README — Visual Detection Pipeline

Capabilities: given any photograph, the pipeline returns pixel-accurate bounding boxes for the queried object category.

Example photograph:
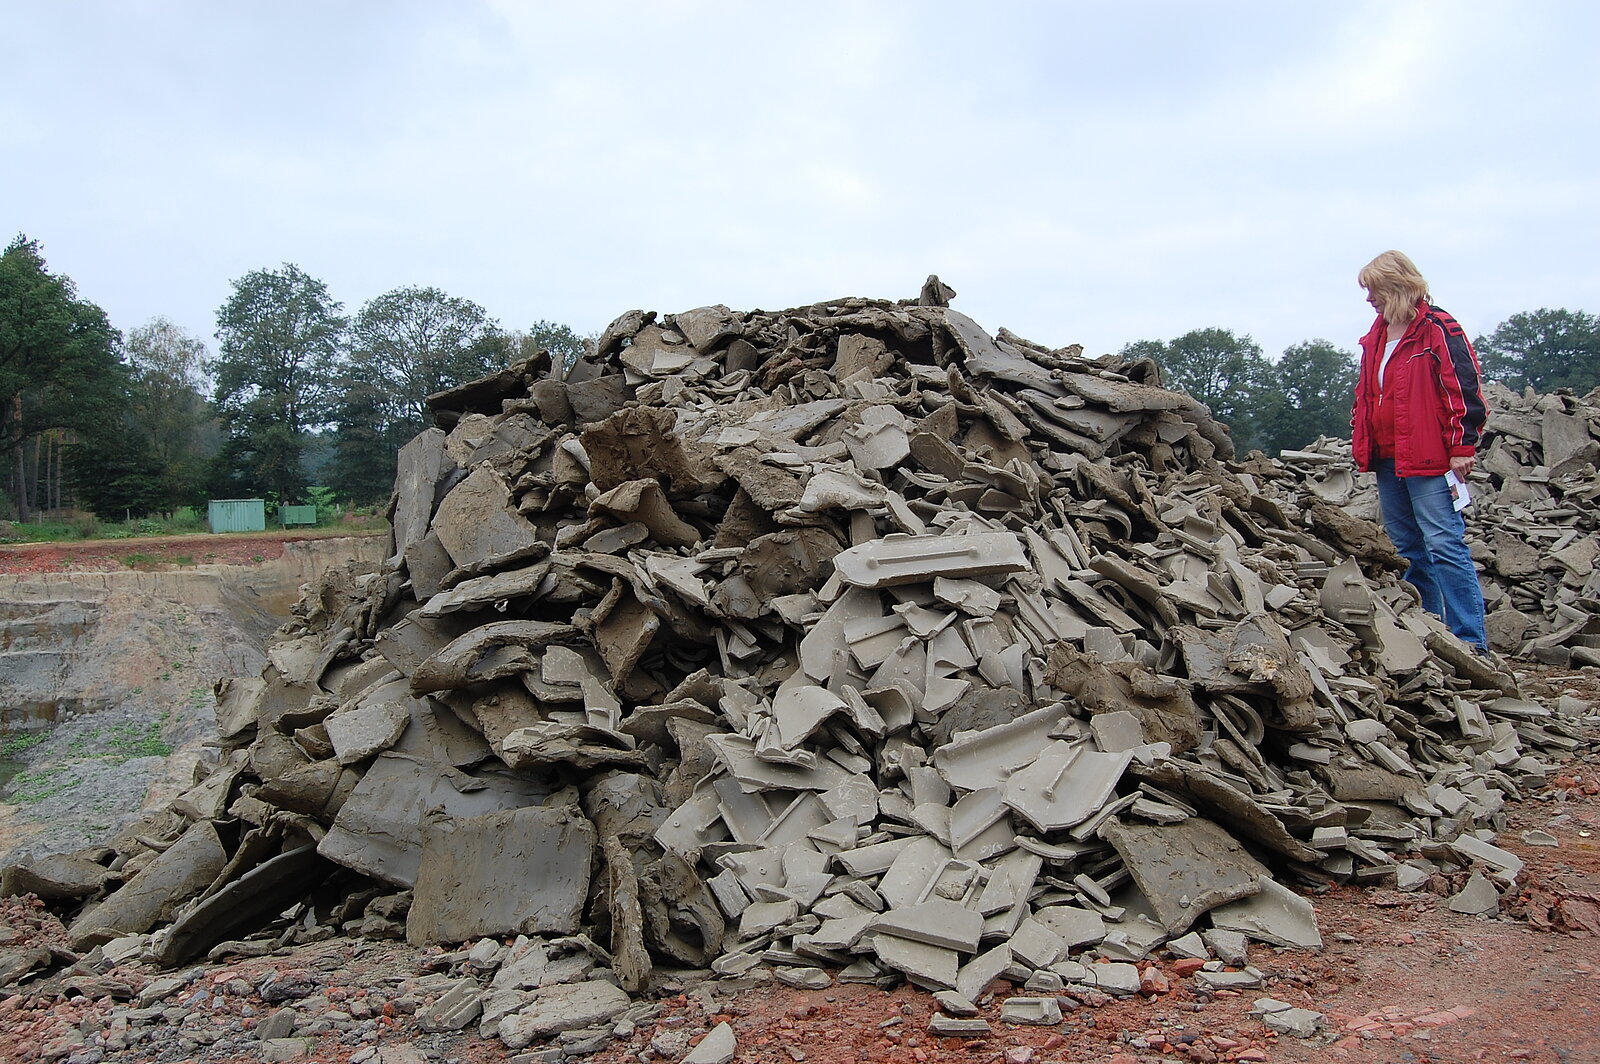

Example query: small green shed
[208,499,267,533]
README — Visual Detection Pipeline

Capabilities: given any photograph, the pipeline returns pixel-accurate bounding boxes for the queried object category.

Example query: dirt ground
[0,527,383,576]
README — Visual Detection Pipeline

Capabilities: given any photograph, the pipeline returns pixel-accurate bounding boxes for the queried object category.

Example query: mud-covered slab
[391,428,455,561]
[1101,817,1266,934]
[416,561,552,617]
[407,804,595,945]
[432,467,547,573]
[1057,372,1194,413]
[153,844,334,967]
[325,693,412,765]
[317,754,555,888]
[581,407,723,495]
[68,820,228,949]
[0,852,113,901]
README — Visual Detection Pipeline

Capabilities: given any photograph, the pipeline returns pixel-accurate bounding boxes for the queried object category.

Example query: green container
[207,499,266,533]
[279,505,318,527]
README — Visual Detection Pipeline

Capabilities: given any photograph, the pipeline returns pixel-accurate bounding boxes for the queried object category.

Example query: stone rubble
[1250,995,1325,1038]
[2,281,1596,1056]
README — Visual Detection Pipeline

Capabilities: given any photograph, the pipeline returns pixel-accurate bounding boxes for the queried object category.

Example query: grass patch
[64,713,172,764]
[2,503,389,545]
[0,731,49,758]
[6,764,73,803]
[2,713,174,803]
[104,717,172,762]
[0,521,84,543]
[121,552,161,569]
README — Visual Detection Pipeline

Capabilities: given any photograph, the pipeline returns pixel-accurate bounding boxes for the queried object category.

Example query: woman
[1350,250,1489,651]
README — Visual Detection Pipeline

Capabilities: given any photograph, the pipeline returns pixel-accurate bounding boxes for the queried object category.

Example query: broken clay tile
[1207,876,1323,950]
[871,899,984,953]
[1100,817,1266,935]
[1003,741,1132,834]
[871,932,959,989]
[832,531,1030,589]
[407,804,595,945]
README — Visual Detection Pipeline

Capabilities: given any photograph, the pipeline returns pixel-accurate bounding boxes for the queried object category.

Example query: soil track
[0,528,385,576]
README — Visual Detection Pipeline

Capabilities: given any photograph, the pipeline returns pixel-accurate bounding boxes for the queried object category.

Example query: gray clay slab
[933,704,1076,793]
[407,804,595,945]
[1207,877,1322,949]
[1004,741,1131,833]
[871,899,984,953]
[1032,905,1106,950]
[1447,870,1501,915]
[1100,817,1267,934]
[497,980,632,1049]
[317,754,552,888]
[871,933,958,989]
[832,531,1029,589]
[955,942,1014,1003]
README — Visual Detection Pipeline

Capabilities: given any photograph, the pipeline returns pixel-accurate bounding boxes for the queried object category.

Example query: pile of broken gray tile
[5,284,1595,1051]
[1276,379,1600,662]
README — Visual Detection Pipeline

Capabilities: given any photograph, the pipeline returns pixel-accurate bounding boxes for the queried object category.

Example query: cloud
[2,0,1596,371]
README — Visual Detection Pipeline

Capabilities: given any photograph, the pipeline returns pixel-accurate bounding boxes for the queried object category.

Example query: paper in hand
[1445,470,1471,512]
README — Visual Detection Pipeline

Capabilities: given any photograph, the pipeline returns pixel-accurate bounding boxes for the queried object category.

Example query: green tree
[480,320,593,378]
[67,415,165,518]
[523,319,591,375]
[125,317,218,512]
[0,236,126,520]
[328,286,504,504]
[1256,340,1359,455]
[211,264,345,501]
[328,354,412,504]
[348,286,502,426]
[1476,308,1600,394]
[1122,328,1274,452]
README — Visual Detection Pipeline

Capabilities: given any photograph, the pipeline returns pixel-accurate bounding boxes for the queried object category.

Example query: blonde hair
[1359,250,1430,326]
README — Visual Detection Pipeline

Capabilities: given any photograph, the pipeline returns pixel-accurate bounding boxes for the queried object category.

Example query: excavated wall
[0,537,386,862]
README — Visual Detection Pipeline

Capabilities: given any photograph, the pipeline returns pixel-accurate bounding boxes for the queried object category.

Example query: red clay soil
[0,528,383,576]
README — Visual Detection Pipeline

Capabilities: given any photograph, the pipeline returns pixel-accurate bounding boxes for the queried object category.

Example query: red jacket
[1351,301,1487,476]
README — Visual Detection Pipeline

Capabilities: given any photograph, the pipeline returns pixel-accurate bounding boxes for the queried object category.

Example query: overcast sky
[6,1,1598,368]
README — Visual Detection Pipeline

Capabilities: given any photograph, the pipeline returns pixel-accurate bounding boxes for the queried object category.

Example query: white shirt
[1377,337,1400,389]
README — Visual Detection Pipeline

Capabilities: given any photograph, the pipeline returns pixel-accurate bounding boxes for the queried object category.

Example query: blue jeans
[1374,460,1488,650]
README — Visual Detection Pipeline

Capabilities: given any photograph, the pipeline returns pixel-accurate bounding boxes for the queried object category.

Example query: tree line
[3,233,1597,523]
[1,236,586,522]
[1125,309,1600,457]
